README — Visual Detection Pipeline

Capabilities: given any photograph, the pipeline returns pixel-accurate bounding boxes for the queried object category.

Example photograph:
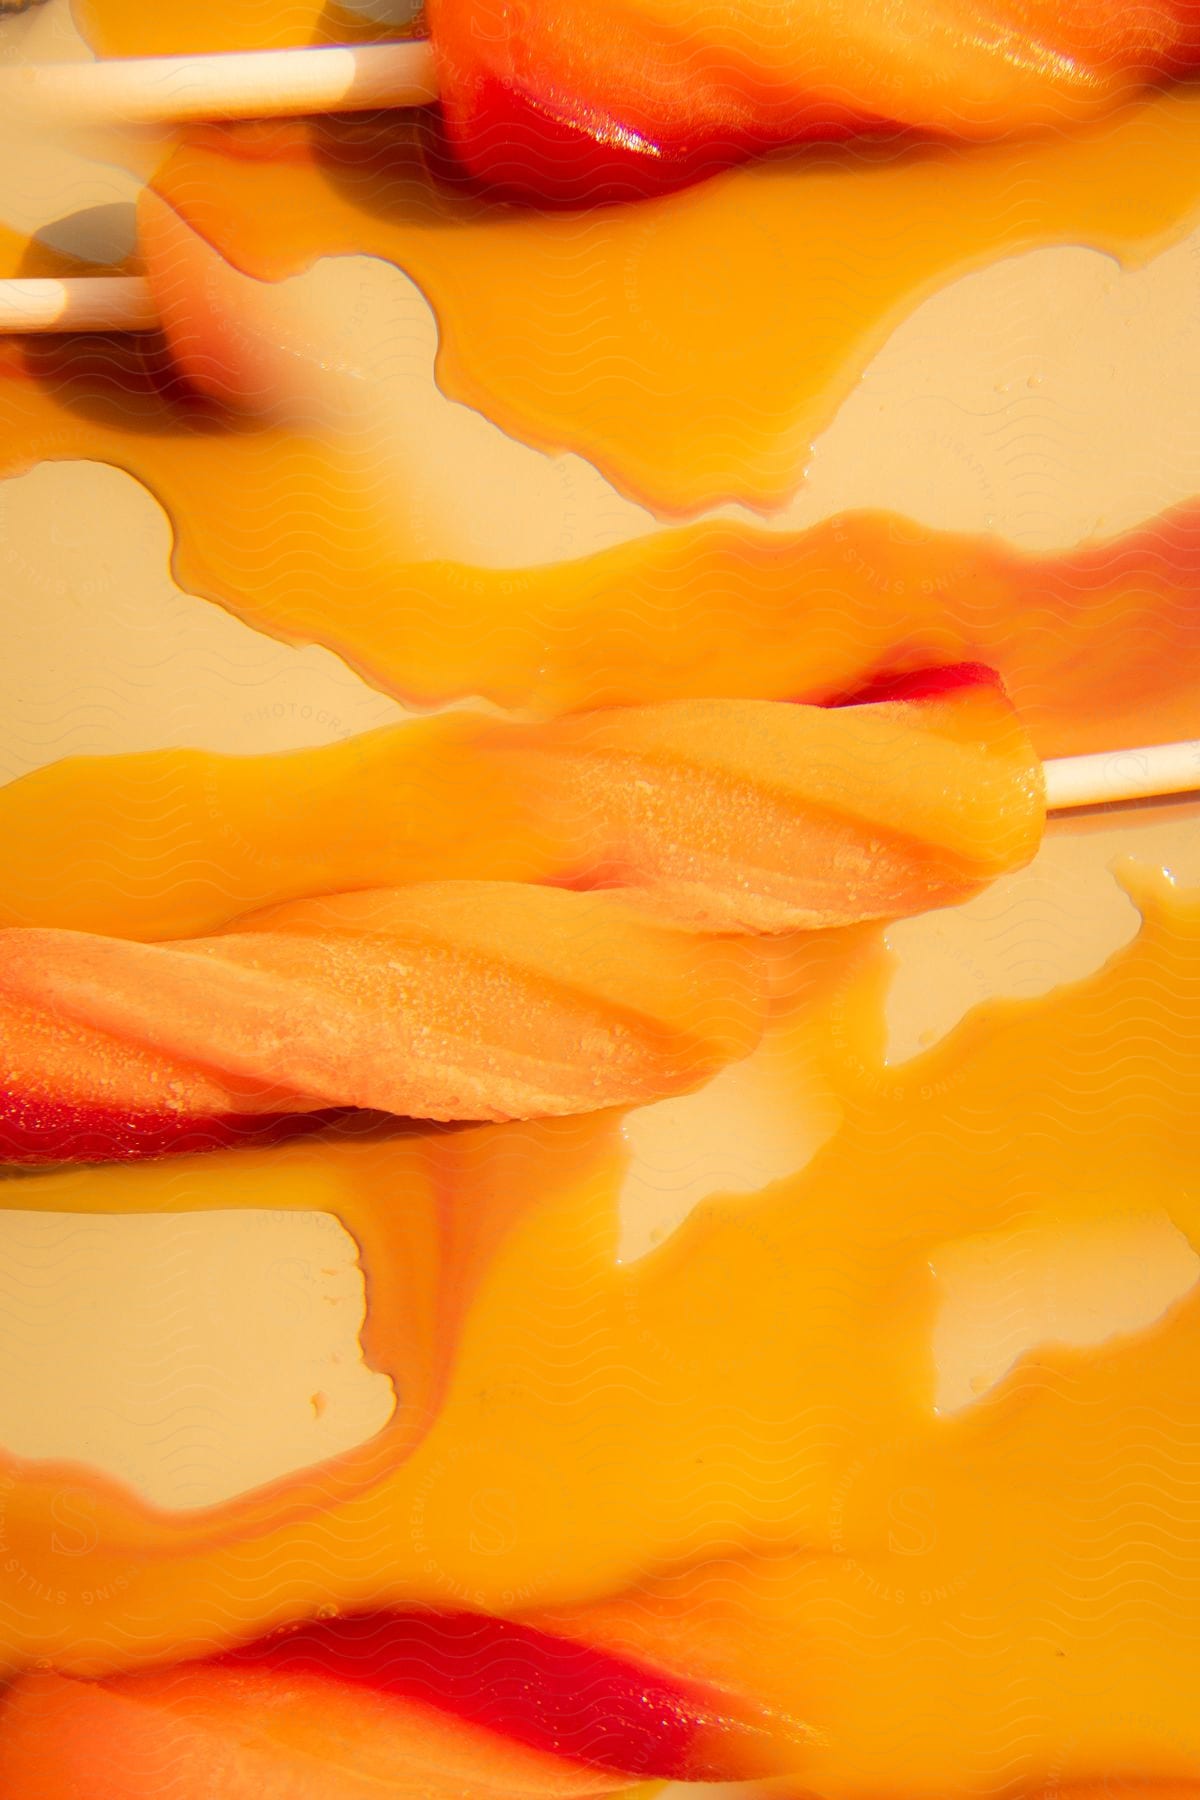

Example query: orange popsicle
[0,1608,805,1795]
[64,0,1200,204]
[0,671,1041,1161]
[2,875,1200,1797]
[514,668,1043,931]
[430,0,1200,201]
[0,883,765,1162]
[0,667,1043,941]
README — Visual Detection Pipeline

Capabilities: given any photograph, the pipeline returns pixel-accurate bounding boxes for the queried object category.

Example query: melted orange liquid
[147,85,1200,513]
[0,719,561,940]
[1,330,1199,753]
[2,874,1199,1799]
[1,90,1197,752]
[5,13,1200,1793]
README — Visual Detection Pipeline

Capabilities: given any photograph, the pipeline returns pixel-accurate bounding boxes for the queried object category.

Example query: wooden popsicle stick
[0,275,156,332]
[0,40,438,125]
[1043,740,1200,810]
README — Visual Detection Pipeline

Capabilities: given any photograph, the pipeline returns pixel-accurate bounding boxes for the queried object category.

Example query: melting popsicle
[28,0,1200,203]
[428,0,1200,200]
[3,879,1200,1790]
[0,668,1043,941]
[0,672,1042,1162]
[0,1608,808,1796]
[0,883,767,1161]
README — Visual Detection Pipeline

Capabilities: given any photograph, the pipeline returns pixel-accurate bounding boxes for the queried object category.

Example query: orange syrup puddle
[0,329,1198,750]
[2,872,1199,1797]
[0,718,561,939]
[3,23,1200,1791]
[145,83,1200,514]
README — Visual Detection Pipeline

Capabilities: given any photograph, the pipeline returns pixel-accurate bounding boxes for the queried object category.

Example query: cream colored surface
[789,234,1200,549]
[36,226,1200,571]
[886,805,1200,1057]
[0,460,405,784]
[0,10,1198,1738]
[618,1026,842,1263]
[0,1207,395,1507]
[246,217,1200,554]
[931,1211,1200,1414]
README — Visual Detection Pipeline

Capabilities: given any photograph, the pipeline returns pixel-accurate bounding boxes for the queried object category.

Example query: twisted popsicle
[2,671,1040,941]
[5,0,1200,203]
[0,883,767,1160]
[501,669,1043,929]
[0,672,1041,1162]
[0,1609,807,1796]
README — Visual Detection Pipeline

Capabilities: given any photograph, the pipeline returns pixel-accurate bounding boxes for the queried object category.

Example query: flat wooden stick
[0,275,156,333]
[1042,740,1200,810]
[0,40,438,125]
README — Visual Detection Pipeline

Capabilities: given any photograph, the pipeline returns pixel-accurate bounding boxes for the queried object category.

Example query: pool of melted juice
[2,3,1200,1796]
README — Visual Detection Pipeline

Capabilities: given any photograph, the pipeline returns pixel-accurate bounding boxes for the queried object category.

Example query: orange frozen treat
[69,0,1200,202]
[0,666,1043,941]
[0,884,765,1163]
[3,878,1200,1796]
[0,669,1042,1161]
[517,666,1044,931]
[0,1609,806,1796]
[430,0,1200,200]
